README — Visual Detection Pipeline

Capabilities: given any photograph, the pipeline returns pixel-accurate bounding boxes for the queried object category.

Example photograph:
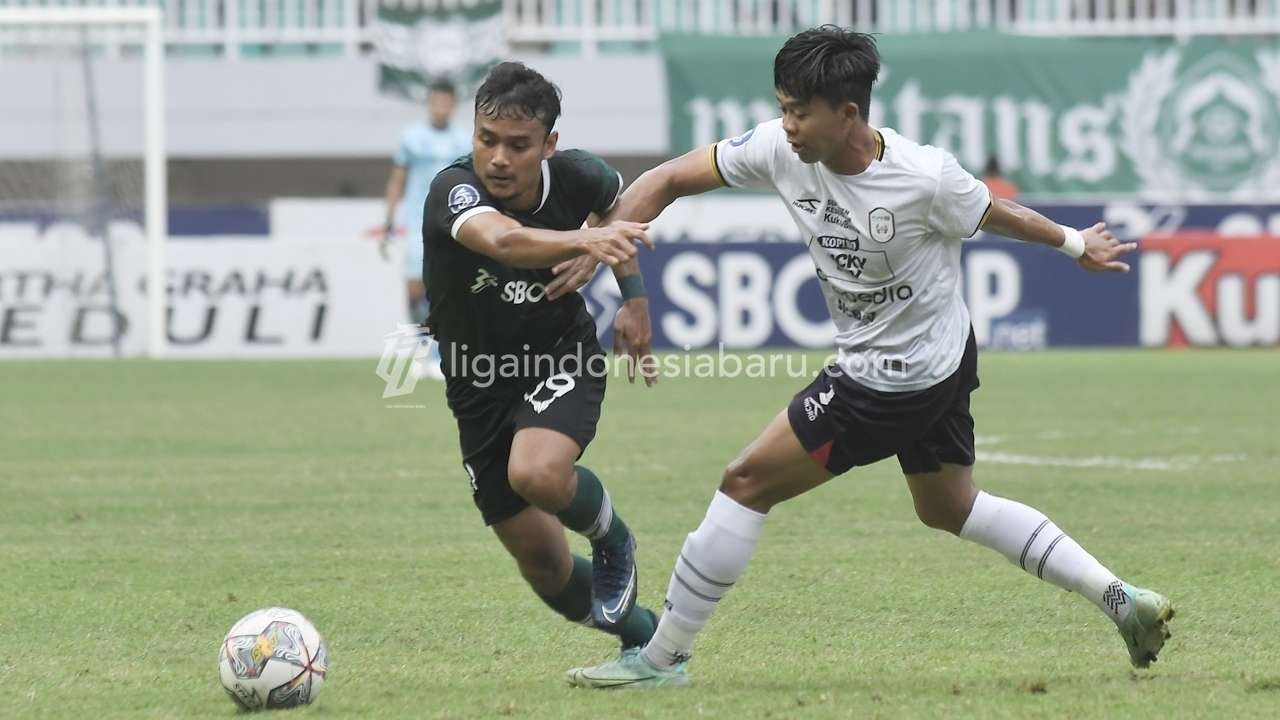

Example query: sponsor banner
[373,1,505,101]
[7,200,1276,356]
[1140,233,1280,347]
[0,213,403,359]
[663,33,1280,199]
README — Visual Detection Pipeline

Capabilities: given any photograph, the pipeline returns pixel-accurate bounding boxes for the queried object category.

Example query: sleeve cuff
[450,206,498,240]
[602,170,625,214]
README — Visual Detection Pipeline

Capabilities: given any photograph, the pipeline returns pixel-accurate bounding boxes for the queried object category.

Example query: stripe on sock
[583,488,614,541]
[672,571,720,603]
[678,553,733,588]
[1036,533,1066,580]
[1019,519,1051,571]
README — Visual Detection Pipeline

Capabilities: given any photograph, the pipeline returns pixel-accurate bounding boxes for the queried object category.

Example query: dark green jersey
[422,149,624,381]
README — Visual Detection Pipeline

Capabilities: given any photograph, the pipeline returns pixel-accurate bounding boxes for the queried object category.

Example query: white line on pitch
[976,451,1247,472]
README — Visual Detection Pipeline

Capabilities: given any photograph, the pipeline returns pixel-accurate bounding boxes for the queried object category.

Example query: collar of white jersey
[534,159,551,213]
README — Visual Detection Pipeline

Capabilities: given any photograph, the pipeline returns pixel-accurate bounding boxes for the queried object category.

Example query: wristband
[1057,224,1085,259]
[617,274,647,300]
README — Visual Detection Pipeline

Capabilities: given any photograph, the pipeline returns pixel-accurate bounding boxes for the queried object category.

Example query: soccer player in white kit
[567,26,1174,688]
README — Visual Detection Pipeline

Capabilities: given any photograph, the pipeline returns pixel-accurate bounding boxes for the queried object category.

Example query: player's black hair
[428,78,457,97]
[474,61,562,134]
[774,26,880,121]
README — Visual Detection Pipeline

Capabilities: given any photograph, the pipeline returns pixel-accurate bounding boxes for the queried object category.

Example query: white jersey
[713,119,992,392]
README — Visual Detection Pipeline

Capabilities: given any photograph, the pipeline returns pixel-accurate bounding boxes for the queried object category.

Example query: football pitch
[2,350,1277,718]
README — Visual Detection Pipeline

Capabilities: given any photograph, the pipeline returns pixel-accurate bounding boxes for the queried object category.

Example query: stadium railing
[2,0,1277,58]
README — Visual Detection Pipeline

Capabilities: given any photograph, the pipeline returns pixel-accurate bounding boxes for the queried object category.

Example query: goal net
[0,7,166,358]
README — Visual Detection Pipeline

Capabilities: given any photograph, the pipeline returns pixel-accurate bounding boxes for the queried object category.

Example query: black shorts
[787,329,980,476]
[445,342,607,526]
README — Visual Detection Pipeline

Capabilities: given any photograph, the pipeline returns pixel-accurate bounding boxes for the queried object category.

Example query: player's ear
[543,130,559,159]
[841,101,862,125]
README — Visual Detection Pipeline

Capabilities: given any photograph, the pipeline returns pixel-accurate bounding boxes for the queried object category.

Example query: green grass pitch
[2,350,1278,718]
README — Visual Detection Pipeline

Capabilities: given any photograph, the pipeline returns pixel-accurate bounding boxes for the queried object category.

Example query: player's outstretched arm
[455,211,652,269]
[980,198,1138,273]
[380,165,408,258]
[605,146,727,225]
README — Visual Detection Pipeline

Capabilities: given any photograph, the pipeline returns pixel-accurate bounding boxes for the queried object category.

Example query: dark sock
[536,556,657,648]
[555,465,630,548]
[536,554,592,623]
[616,604,658,649]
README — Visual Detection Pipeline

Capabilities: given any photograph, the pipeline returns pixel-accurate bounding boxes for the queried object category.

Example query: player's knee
[913,495,973,535]
[718,458,773,513]
[506,459,571,506]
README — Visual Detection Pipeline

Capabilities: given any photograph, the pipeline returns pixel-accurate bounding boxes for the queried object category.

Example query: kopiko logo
[1122,48,1280,193]
[448,184,482,214]
[376,323,434,399]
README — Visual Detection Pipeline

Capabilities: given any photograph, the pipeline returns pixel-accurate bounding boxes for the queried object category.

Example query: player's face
[777,91,857,165]
[427,91,456,129]
[473,114,557,205]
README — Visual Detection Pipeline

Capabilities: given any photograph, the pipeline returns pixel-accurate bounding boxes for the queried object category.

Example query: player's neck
[820,125,879,176]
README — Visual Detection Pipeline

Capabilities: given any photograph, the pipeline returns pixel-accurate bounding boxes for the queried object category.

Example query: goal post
[0,6,167,357]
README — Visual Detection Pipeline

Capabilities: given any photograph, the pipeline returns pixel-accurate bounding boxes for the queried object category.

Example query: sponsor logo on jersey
[831,282,915,324]
[470,268,499,293]
[728,128,756,147]
[869,208,896,243]
[816,235,860,251]
[814,239,896,286]
[792,197,821,214]
[823,200,857,232]
[448,184,482,214]
[501,280,548,304]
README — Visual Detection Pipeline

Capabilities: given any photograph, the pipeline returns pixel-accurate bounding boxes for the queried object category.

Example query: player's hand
[1078,222,1137,273]
[580,221,652,267]
[614,298,657,387]
[546,256,601,300]
[378,223,396,261]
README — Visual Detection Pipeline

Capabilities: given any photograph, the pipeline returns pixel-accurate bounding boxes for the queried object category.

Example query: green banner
[375,1,505,101]
[663,32,1280,198]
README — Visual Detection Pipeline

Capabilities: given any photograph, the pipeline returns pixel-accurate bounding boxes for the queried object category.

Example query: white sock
[960,491,1133,624]
[644,491,767,668]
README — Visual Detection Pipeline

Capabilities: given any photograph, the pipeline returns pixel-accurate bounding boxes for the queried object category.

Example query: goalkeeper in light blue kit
[382,78,472,378]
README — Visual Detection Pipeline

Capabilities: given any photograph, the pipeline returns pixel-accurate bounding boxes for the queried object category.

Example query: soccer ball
[218,607,328,711]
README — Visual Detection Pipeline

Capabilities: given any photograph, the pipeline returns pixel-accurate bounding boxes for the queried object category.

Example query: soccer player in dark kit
[421,61,659,663]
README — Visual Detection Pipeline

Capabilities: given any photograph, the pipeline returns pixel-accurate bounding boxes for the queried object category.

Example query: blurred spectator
[982,156,1019,201]
[382,78,471,327]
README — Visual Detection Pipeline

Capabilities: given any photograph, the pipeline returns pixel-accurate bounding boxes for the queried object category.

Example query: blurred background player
[982,156,1020,202]
[382,78,471,378]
